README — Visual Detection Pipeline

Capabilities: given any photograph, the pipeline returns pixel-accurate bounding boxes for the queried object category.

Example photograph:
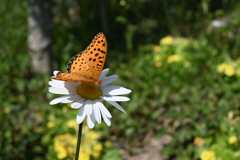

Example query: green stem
[75,122,83,160]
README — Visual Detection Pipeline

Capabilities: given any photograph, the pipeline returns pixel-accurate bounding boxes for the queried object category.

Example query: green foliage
[1,0,240,160]
[111,17,240,159]
[0,1,47,159]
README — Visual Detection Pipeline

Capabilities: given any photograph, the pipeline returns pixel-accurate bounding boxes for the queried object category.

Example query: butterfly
[52,33,107,85]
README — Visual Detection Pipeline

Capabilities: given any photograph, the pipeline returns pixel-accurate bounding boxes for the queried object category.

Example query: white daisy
[49,68,131,129]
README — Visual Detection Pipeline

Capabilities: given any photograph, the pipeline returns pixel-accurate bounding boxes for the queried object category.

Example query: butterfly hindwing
[52,72,99,83]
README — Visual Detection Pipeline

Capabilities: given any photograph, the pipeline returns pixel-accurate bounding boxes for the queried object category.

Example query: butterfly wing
[52,52,100,82]
[81,32,107,77]
[52,33,107,83]
[52,71,99,83]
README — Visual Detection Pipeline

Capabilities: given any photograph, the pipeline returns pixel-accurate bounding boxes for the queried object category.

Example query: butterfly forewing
[83,33,107,77]
[52,33,107,84]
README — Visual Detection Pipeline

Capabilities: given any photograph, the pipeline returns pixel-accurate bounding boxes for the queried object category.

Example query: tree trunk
[26,0,54,75]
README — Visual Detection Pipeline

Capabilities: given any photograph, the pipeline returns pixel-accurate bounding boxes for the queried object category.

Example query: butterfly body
[52,33,107,85]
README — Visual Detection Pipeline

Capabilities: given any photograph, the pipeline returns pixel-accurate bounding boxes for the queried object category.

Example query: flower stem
[75,122,83,160]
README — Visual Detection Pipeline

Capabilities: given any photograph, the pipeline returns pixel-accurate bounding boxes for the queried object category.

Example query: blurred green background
[1,0,240,160]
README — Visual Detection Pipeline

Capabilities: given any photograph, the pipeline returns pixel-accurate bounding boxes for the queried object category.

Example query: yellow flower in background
[83,147,91,156]
[47,121,55,128]
[86,130,98,143]
[217,63,235,76]
[228,136,238,144]
[154,55,162,67]
[200,150,216,160]
[217,63,227,72]
[92,144,102,158]
[66,119,76,128]
[160,36,173,45]
[93,152,101,159]
[154,55,161,62]
[167,55,182,63]
[54,140,67,159]
[70,138,77,146]
[67,146,74,155]
[54,133,77,159]
[93,144,103,152]
[225,65,234,76]
[193,137,205,147]
[79,152,90,160]
[53,125,103,159]
[153,45,161,52]
[56,147,67,159]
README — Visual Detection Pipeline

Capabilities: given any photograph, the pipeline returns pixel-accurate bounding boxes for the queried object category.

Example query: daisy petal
[87,115,95,129]
[68,94,81,101]
[50,95,71,105]
[49,87,76,95]
[99,68,109,79]
[103,85,132,95]
[60,99,74,103]
[49,80,79,89]
[93,101,102,124]
[71,99,85,109]
[61,94,81,103]
[64,82,79,91]
[98,103,112,118]
[103,96,130,102]
[76,105,86,124]
[85,100,93,115]
[49,80,65,87]
[106,101,126,113]
[101,75,118,87]
[101,112,111,126]
[90,112,96,124]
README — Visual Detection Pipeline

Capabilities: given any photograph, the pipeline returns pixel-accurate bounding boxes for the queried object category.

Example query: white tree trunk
[27,0,54,75]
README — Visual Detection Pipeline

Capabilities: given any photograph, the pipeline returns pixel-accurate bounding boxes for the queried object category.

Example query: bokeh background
[1,0,240,160]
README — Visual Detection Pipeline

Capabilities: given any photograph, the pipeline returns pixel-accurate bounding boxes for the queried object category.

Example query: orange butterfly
[52,33,107,85]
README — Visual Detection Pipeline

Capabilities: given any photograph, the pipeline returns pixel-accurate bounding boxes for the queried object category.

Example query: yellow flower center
[76,83,102,100]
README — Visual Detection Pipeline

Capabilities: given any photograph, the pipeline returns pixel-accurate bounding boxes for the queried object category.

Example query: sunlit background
[1,0,240,160]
